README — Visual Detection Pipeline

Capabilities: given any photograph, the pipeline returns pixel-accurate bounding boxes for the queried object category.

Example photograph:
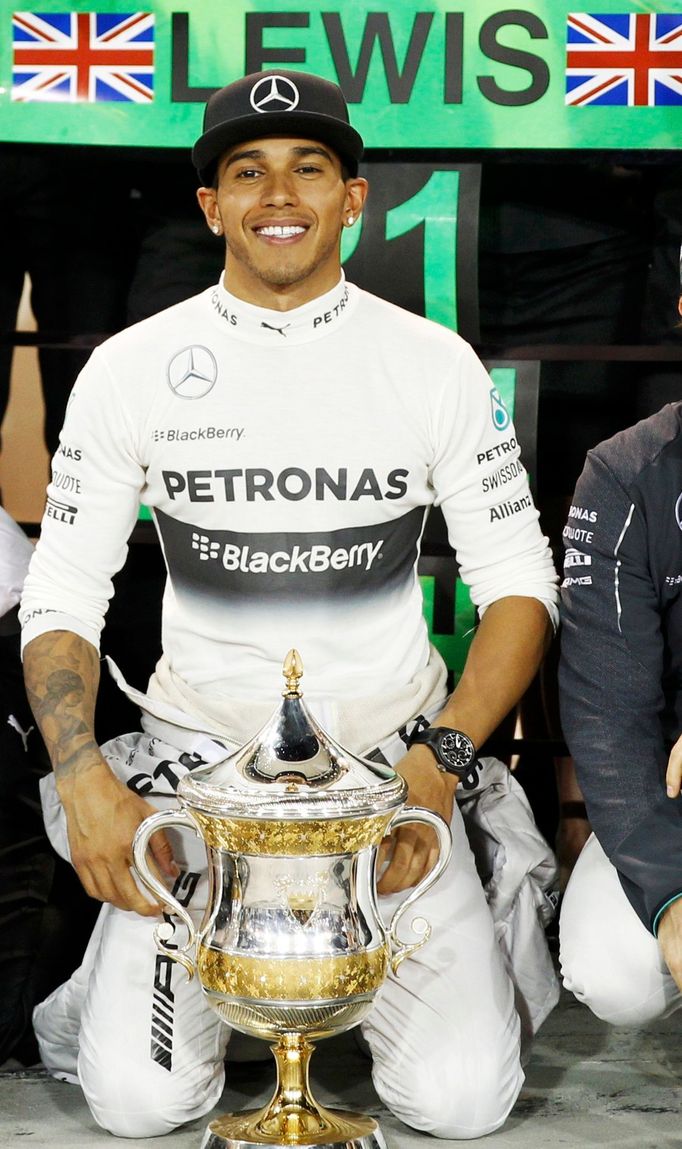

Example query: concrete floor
[2,988,681,1149]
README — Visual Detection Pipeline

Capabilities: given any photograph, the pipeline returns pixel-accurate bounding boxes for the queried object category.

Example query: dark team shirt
[559,401,682,933]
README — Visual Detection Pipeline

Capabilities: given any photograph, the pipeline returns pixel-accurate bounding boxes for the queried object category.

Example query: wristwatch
[407,726,480,789]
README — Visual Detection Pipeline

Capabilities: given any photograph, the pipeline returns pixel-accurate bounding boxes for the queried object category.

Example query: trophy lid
[177,650,406,820]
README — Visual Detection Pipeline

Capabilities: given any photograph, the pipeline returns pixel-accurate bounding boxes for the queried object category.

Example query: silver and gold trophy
[133,651,452,1149]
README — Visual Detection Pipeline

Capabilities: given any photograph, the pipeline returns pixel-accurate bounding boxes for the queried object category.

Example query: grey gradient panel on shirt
[155,505,426,605]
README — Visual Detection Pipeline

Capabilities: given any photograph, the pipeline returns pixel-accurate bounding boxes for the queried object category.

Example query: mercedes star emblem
[167,346,218,399]
[250,75,300,114]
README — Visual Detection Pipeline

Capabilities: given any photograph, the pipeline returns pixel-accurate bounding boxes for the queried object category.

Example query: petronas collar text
[208,274,354,345]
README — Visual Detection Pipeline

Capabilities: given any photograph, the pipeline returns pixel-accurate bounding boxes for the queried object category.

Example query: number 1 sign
[342,162,481,343]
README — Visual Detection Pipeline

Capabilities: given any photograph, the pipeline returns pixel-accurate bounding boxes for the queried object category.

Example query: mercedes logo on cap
[167,346,218,399]
[250,75,300,113]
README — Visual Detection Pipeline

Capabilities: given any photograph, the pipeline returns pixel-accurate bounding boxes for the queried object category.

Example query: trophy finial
[283,649,304,696]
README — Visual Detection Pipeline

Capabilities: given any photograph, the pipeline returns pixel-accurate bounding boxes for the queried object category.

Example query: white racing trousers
[34,717,559,1141]
[560,834,682,1025]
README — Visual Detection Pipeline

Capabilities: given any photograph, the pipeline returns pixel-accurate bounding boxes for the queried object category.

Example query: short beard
[226,232,340,292]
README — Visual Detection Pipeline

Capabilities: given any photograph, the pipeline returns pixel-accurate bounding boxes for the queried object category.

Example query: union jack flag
[12,12,154,103]
[566,13,682,106]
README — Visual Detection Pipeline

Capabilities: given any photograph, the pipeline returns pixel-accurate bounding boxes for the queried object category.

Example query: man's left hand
[377,744,457,895]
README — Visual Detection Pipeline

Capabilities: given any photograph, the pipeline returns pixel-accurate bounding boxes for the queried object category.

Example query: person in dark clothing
[0,509,97,1065]
[559,402,682,1020]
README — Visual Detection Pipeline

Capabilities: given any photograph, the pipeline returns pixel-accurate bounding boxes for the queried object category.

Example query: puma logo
[7,714,34,752]
[260,321,291,338]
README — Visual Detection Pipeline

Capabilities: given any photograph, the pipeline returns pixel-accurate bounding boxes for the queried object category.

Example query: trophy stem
[256,1034,325,1139]
[201,1032,386,1149]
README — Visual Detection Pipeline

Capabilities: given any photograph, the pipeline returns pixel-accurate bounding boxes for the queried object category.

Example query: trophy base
[202,1032,387,1149]
[201,1108,386,1149]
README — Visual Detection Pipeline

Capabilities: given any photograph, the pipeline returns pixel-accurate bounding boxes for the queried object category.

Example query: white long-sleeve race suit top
[20,275,558,704]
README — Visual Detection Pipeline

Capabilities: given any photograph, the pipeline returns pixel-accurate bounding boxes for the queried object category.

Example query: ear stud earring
[211,224,221,235]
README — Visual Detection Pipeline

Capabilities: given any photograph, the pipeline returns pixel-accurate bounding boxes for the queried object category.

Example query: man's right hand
[656,897,682,992]
[59,752,178,916]
[23,630,177,917]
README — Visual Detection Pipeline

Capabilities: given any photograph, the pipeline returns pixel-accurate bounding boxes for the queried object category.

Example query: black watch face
[438,730,475,772]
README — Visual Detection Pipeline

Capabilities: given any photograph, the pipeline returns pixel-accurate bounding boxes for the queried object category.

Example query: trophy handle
[383,805,452,975]
[132,808,201,980]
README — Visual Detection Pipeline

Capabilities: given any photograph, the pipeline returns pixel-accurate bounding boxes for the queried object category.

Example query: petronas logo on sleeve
[490,387,510,432]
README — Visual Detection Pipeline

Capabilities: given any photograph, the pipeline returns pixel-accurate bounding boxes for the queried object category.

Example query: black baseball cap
[192,69,364,186]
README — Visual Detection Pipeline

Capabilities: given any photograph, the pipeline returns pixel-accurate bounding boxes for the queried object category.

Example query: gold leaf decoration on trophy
[198,944,389,1001]
[190,811,394,855]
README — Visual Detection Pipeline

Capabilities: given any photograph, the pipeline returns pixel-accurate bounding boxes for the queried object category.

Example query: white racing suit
[21,276,560,1138]
[34,683,559,1142]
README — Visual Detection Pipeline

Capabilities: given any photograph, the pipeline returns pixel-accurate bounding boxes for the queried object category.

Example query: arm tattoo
[24,631,101,779]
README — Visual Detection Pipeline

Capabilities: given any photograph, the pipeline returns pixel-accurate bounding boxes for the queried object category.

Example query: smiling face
[197,137,367,310]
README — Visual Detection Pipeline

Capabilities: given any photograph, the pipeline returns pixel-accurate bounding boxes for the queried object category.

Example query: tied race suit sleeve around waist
[559,449,682,932]
[20,347,145,653]
[428,340,558,626]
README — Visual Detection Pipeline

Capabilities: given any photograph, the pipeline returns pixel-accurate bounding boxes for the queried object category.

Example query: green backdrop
[3,0,681,149]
